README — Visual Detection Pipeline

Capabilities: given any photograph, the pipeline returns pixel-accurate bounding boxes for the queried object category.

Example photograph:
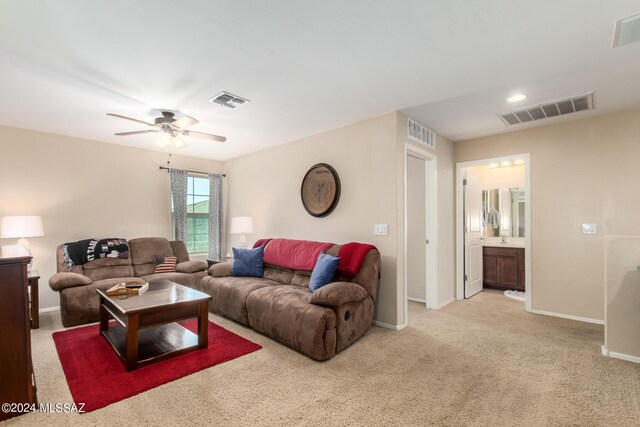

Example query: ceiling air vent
[208,91,250,109]
[407,118,436,149]
[497,92,594,127]
[613,13,640,48]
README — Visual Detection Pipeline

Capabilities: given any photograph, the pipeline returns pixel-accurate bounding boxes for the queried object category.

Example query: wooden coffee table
[97,280,212,371]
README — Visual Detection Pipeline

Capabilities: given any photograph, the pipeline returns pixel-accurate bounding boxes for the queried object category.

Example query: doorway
[455,154,532,311]
[404,144,437,326]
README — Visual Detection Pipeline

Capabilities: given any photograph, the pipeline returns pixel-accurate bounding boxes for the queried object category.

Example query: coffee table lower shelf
[101,323,200,369]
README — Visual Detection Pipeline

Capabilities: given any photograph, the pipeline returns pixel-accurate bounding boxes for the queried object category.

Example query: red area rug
[53,320,261,412]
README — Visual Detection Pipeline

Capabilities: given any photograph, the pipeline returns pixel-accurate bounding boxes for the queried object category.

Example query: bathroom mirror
[482,187,525,237]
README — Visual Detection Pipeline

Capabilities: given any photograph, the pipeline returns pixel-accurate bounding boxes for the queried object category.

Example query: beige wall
[455,108,640,321]
[0,126,223,310]
[224,113,400,325]
[224,112,456,326]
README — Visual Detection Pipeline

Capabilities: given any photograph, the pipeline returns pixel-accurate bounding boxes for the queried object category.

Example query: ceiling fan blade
[114,130,161,136]
[184,130,226,142]
[172,115,199,129]
[107,113,155,127]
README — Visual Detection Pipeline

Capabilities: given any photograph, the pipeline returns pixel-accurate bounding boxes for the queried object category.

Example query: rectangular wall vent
[208,91,250,109]
[497,92,594,127]
[407,118,436,149]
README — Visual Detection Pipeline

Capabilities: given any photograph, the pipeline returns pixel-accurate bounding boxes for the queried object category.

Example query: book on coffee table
[106,281,149,296]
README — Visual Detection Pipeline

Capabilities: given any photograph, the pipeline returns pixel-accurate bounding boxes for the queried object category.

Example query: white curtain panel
[169,169,188,243]
[208,173,224,261]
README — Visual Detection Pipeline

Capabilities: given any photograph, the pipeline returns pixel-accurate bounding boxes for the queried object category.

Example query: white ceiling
[1,1,639,160]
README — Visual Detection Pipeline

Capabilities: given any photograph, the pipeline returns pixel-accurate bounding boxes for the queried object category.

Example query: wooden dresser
[483,246,525,291]
[0,256,37,421]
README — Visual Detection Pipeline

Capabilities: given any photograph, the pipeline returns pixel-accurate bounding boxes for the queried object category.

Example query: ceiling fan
[106,111,226,148]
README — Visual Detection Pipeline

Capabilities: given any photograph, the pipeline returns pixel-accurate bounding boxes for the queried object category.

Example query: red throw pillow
[155,256,177,273]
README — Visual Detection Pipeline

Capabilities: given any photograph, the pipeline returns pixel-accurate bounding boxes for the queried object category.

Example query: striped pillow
[155,256,177,273]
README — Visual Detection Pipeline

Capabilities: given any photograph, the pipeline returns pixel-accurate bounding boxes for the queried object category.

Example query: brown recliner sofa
[197,239,380,361]
[49,237,208,327]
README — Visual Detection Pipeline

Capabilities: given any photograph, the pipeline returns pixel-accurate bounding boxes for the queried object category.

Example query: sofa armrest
[310,281,368,307]
[49,272,92,291]
[209,261,232,277]
[176,260,208,273]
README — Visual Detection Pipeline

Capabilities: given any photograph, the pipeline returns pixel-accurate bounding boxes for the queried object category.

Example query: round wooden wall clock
[300,163,341,217]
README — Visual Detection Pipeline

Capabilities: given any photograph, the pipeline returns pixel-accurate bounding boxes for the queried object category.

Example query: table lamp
[230,216,254,249]
[0,216,44,271]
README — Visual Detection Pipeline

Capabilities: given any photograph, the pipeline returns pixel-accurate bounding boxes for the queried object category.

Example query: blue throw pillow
[309,253,340,292]
[232,246,264,277]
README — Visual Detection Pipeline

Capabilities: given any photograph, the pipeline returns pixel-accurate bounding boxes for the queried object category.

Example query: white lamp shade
[230,216,254,234]
[0,216,44,238]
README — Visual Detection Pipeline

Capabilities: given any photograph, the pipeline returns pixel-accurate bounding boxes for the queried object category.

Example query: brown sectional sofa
[49,237,208,327]
[197,241,380,361]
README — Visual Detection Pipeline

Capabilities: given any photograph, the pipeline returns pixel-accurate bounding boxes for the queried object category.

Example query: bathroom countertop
[483,242,525,248]
[482,237,525,248]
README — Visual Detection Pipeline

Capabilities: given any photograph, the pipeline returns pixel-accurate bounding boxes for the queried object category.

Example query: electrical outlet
[374,224,388,236]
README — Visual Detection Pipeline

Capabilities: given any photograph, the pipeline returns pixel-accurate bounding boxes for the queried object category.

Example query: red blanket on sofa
[262,238,334,270]
[257,238,377,277]
[337,242,377,279]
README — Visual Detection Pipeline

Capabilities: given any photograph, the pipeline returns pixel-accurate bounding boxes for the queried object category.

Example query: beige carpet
[4,290,639,426]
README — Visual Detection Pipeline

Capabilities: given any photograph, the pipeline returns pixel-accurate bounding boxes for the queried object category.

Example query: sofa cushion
[169,240,190,263]
[291,269,312,288]
[155,256,177,273]
[199,276,280,325]
[129,237,174,276]
[209,262,232,277]
[309,253,340,291]
[310,281,368,307]
[232,246,264,277]
[139,271,204,289]
[176,260,207,273]
[246,286,337,360]
[263,264,294,285]
[49,272,92,291]
[81,257,134,281]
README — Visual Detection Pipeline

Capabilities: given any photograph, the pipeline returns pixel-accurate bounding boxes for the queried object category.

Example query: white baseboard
[601,346,640,364]
[408,298,454,309]
[373,320,407,330]
[437,298,455,309]
[39,306,60,314]
[529,309,604,325]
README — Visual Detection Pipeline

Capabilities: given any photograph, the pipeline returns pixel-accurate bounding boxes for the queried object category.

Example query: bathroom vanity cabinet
[483,246,525,291]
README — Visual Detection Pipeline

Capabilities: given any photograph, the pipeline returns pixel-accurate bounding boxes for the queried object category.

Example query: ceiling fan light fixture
[158,129,172,147]
[173,134,186,149]
[109,110,226,147]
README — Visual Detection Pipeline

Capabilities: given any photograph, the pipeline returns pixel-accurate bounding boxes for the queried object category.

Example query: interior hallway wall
[454,108,640,321]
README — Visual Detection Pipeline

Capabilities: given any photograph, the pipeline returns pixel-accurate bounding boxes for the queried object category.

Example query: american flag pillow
[155,256,177,273]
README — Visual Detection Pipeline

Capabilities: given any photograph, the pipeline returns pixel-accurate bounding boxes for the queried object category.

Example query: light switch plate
[582,223,597,235]
[374,224,388,236]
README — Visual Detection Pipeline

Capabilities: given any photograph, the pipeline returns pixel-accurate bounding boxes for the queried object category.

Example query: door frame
[455,153,532,311]
[404,143,438,326]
